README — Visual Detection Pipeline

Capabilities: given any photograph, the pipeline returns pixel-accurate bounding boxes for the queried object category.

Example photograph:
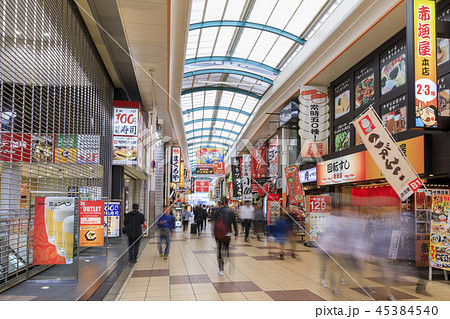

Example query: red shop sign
[0,133,32,162]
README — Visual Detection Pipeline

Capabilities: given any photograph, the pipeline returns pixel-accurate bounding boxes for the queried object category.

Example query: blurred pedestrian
[123,203,145,263]
[157,208,175,259]
[181,206,190,232]
[274,211,289,260]
[287,206,299,258]
[239,200,254,242]
[213,196,238,275]
[194,205,203,235]
[254,202,265,241]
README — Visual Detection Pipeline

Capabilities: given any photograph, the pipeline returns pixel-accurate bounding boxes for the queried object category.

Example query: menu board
[355,63,375,109]
[309,213,329,242]
[334,122,351,152]
[429,195,450,271]
[267,195,280,226]
[380,38,406,96]
[334,78,351,119]
[438,74,450,117]
[112,136,137,164]
[380,94,408,135]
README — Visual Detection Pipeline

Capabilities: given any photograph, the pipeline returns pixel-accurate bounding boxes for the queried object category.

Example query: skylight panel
[213,121,225,129]
[247,31,278,62]
[227,112,238,121]
[223,0,246,20]
[204,109,214,117]
[189,0,206,24]
[223,122,234,130]
[262,37,294,67]
[204,91,217,105]
[219,92,233,107]
[236,114,248,123]
[213,27,235,56]
[233,29,261,59]
[204,0,227,21]
[247,0,277,24]
[217,110,228,118]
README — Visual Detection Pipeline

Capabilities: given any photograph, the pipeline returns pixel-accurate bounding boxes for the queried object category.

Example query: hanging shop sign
[112,136,137,165]
[104,202,120,238]
[79,200,105,247]
[280,101,299,127]
[179,162,185,188]
[0,133,32,162]
[308,196,331,213]
[284,165,305,207]
[54,134,77,163]
[113,107,139,136]
[267,194,280,226]
[429,195,450,271]
[172,147,181,183]
[195,148,225,175]
[195,180,210,193]
[299,87,330,157]
[366,135,425,180]
[251,146,266,178]
[231,157,243,197]
[299,167,317,183]
[317,152,366,186]
[33,197,75,265]
[352,107,422,201]
[77,135,100,164]
[267,136,279,177]
[407,0,438,128]
[241,154,252,201]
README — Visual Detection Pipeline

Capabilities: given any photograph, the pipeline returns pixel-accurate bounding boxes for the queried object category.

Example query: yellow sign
[54,148,77,163]
[413,0,438,128]
[180,162,185,188]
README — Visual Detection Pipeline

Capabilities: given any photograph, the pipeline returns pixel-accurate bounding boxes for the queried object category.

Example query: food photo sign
[429,195,450,271]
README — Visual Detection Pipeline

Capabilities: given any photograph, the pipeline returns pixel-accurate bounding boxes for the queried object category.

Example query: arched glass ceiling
[183,0,340,175]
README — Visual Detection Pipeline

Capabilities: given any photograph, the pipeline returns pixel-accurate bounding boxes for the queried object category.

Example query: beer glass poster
[80,200,105,247]
[33,197,75,265]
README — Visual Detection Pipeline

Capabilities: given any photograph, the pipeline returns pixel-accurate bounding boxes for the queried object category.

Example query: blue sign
[104,202,120,237]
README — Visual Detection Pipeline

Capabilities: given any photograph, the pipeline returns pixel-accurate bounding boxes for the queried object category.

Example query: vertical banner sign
[429,195,450,271]
[104,202,120,238]
[298,87,330,157]
[179,162,185,188]
[231,157,243,198]
[79,200,105,247]
[241,154,252,201]
[412,0,438,128]
[284,166,305,207]
[172,147,181,183]
[352,107,422,201]
[251,146,266,178]
[267,136,279,177]
[267,194,280,226]
[114,107,139,135]
[33,197,75,265]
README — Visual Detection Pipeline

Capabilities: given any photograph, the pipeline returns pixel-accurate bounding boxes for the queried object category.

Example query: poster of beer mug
[44,197,60,245]
[51,198,75,257]
[62,215,74,263]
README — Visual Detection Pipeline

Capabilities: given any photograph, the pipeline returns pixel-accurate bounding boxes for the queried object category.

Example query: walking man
[239,200,254,242]
[157,208,175,259]
[181,207,190,232]
[123,203,145,263]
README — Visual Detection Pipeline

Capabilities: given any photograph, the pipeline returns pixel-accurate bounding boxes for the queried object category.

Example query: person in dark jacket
[213,196,238,275]
[194,205,203,235]
[123,203,145,263]
[157,208,175,259]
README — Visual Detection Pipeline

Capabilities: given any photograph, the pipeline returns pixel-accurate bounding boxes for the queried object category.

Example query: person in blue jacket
[275,211,290,260]
[157,208,175,259]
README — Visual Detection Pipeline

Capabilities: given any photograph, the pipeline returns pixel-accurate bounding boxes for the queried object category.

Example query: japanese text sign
[172,147,181,183]
[231,157,243,198]
[104,202,120,238]
[251,146,266,178]
[352,107,422,201]
[241,154,252,201]
[0,133,32,162]
[114,107,139,136]
[317,152,366,186]
[195,180,209,193]
[195,148,225,175]
[284,165,305,207]
[79,200,105,247]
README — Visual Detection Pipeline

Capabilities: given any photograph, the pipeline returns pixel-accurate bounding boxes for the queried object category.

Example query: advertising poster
[195,180,209,193]
[241,154,252,201]
[317,152,366,186]
[31,134,53,162]
[113,107,138,136]
[195,148,225,175]
[251,146,266,178]
[334,78,351,119]
[104,202,120,238]
[33,197,75,265]
[429,195,450,270]
[54,134,77,163]
[298,87,330,157]
[388,230,402,260]
[77,135,100,164]
[309,213,329,242]
[0,133,32,162]
[352,107,422,201]
[381,95,408,135]
[438,74,450,117]
[380,38,406,96]
[355,63,375,109]
[334,121,351,152]
[172,147,181,183]
[231,157,243,198]
[412,0,438,128]
[79,200,105,247]
[112,136,137,164]
[284,165,305,207]
[267,136,279,177]
[267,194,280,226]
[308,196,331,213]
[300,168,317,184]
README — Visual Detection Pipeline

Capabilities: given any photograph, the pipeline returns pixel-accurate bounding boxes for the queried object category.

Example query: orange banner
[317,152,366,186]
[79,200,104,247]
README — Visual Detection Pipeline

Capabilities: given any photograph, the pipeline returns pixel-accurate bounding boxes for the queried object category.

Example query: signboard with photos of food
[334,121,351,152]
[195,148,225,175]
[112,136,137,164]
[352,107,422,201]
[355,63,375,109]
[429,195,450,271]
[33,197,75,265]
[438,74,450,117]
[380,38,406,96]
[381,94,408,135]
[411,0,438,128]
[298,87,330,157]
[267,194,280,226]
[334,78,351,119]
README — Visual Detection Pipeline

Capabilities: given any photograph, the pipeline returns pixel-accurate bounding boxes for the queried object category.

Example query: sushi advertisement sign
[195,148,225,175]
[79,201,104,247]
[429,195,450,271]
[408,0,438,128]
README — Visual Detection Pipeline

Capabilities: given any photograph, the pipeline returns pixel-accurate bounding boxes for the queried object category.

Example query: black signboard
[334,77,351,120]
[231,157,242,197]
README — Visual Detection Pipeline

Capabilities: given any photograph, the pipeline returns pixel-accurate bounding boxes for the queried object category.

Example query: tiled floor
[115,223,450,301]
